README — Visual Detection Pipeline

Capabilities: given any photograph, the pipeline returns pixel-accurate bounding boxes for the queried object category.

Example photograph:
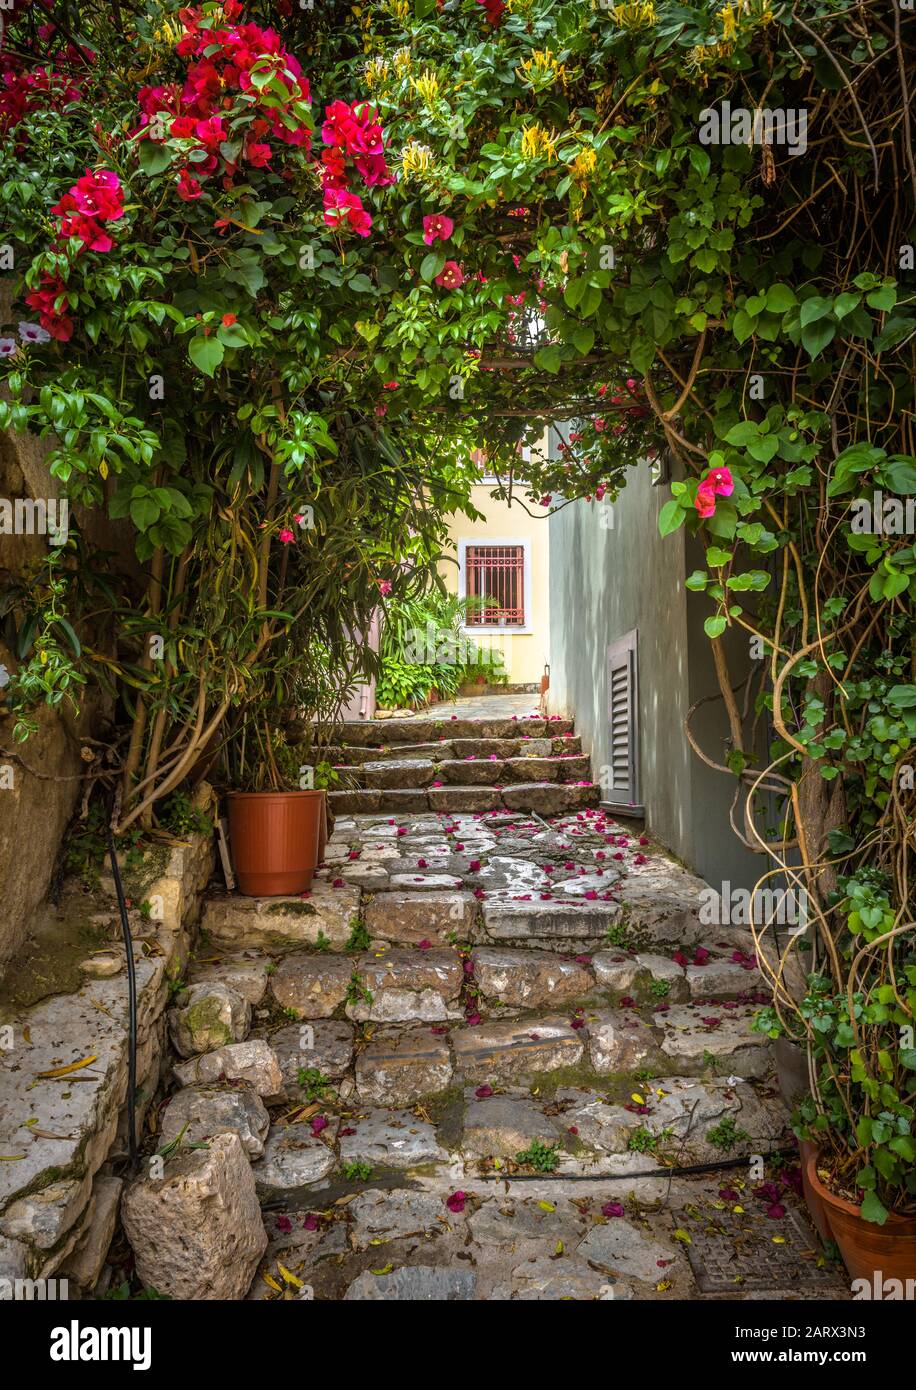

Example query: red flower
[601,1202,625,1218]
[446,1191,467,1213]
[177,168,203,201]
[475,1085,493,1098]
[423,212,454,245]
[434,260,464,290]
[695,466,734,519]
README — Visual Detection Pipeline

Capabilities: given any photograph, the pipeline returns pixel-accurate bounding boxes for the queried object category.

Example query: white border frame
[457,537,533,635]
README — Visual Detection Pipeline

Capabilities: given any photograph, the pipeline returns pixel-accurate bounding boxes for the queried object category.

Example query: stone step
[308,716,575,747]
[246,1069,787,1200]
[336,755,592,792]
[323,735,583,764]
[329,782,600,816]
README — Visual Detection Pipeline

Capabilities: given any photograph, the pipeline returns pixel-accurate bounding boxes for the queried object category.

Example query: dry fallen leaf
[36,1054,98,1080]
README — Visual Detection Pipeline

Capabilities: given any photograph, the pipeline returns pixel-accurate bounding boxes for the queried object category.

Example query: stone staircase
[302,714,600,816]
[184,800,785,1195]
[118,728,800,1299]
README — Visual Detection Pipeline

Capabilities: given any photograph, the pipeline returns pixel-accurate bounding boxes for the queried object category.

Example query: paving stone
[254,1123,338,1193]
[373,789,434,813]
[158,1082,270,1158]
[201,881,360,950]
[481,898,615,948]
[428,786,502,813]
[187,955,272,1005]
[388,872,464,892]
[168,982,251,1058]
[355,1026,453,1105]
[502,783,598,814]
[587,1010,660,1074]
[362,759,435,790]
[266,1020,355,1099]
[511,1253,623,1300]
[438,758,507,784]
[364,890,477,945]
[686,957,760,997]
[348,1189,445,1249]
[478,855,549,893]
[469,1196,584,1246]
[658,1005,770,1077]
[338,1109,444,1169]
[472,946,594,1009]
[345,1264,476,1300]
[576,1218,678,1283]
[173,1039,282,1095]
[590,952,641,991]
[452,1017,584,1085]
[347,948,463,1024]
[330,790,382,814]
[269,952,354,1018]
[461,1095,561,1157]
[339,864,391,888]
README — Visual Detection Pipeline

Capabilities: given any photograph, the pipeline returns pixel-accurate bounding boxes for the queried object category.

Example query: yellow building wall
[439,485,551,687]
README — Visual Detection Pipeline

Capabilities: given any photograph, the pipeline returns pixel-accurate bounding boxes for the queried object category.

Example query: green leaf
[880,456,916,495]
[188,336,225,377]
[801,318,836,359]
[533,345,562,374]
[859,1190,888,1226]
[420,250,446,282]
[765,283,797,313]
[138,141,172,176]
[704,614,727,639]
[570,326,595,356]
[658,499,685,537]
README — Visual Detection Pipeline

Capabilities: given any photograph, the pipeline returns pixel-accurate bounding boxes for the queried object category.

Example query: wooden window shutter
[606,629,640,809]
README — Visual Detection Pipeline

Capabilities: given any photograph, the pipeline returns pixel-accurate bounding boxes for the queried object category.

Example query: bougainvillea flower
[602,1202,625,1218]
[176,168,203,201]
[475,1085,493,1098]
[434,260,464,289]
[446,1191,467,1213]
[423,212,454,244]
[278,528,295,544]
[303,1212,319,1231]
[310,1114,327,1136]
[695,466,734,518]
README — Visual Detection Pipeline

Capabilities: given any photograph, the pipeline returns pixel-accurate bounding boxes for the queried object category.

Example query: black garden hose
[106,812,139,1172]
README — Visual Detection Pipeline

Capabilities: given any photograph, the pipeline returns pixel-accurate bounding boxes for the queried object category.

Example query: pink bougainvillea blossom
[423,212,454,244]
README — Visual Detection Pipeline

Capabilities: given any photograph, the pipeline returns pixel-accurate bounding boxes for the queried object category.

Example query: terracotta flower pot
[799,1139,833,1246]
[803,1147,916,1281]
[227,790,323,896]
[316,789,328,865]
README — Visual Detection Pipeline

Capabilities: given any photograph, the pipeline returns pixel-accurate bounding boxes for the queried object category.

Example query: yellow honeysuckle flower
[401,140,435,178]
[520,123,557,162]
[411,69,440,104]
[610,1,655,29]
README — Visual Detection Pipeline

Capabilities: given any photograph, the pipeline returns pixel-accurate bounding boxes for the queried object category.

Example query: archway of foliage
[1,0,915,1212]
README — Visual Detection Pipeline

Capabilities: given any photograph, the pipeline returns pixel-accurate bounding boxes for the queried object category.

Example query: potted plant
[756,869,916,1279]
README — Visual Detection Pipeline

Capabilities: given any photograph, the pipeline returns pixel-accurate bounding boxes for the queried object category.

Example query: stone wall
[0,817,215,1292]
[0,430,97,970]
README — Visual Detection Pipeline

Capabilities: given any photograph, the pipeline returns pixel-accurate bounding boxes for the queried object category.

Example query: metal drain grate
[673,1207,843,1293]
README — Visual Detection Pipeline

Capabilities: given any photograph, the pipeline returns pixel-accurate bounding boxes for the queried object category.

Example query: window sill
[462,624,532,636]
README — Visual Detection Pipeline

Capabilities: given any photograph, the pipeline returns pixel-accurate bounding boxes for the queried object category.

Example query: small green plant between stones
[315,929,332,951]
[346,919,370,952]
[626,1125,673,1154]
[343,1160,373,1181]
[706,1116,750,1152]
[297,1067,333,1101]
[346,971,373,1007]
[649,978,670,998]
[604,923,631,948]
[515,1139,560,1173]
